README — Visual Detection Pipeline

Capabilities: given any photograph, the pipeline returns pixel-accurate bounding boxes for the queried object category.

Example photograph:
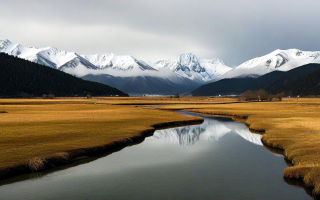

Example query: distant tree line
[242,89,285,101]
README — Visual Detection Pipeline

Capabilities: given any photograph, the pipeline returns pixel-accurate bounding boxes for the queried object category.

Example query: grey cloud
[0,0,320,65]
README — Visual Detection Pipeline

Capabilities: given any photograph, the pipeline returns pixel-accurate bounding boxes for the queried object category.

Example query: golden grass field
[0,96,237,105]
[1,97,320,196]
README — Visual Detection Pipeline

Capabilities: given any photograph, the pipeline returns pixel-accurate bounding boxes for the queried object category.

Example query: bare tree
[48,94,55,99]
[258,89,268,101]
[251,90,259,101]
[276,92,285,101]
[243,90,251,101]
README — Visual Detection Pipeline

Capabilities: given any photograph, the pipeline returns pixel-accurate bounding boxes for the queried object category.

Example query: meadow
[1,97,320,197]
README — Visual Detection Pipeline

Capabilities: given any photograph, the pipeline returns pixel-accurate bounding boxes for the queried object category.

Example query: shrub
[258,89,268,101]
[243,90,251,101]
[243,90,258,101]
[48,94,55,99]
[276,92,285,101]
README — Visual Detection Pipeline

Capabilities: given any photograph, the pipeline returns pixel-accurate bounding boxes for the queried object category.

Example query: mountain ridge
[0,40,230,84]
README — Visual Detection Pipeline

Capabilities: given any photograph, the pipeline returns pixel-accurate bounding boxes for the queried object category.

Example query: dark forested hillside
[191,78,254,96]
[266,64,320,94]
[246,71,285,91]
[192,63,320,96]
[279,67,320,96]
[0,53,128,97]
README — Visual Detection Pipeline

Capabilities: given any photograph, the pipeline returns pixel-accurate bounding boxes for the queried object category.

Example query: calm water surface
[0,112,311,200]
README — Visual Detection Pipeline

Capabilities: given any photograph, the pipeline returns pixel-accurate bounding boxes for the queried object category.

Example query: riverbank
[159,98,320,197]
[0,99,203,180]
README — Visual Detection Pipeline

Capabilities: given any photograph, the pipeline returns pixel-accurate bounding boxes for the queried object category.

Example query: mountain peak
[43,46,60,51]
[178,53,199,61]
[179,52,197,57]
[0,39,13,50]
[0,39,12,44]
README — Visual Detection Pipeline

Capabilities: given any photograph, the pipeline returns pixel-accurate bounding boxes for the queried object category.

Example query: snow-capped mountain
[81,54,156,71]
[0,40,231,85]
[4,39,320,94]
[0,39,97,70]
[152,53,232,82]
[222,49,320,78]
[0,39,155,72]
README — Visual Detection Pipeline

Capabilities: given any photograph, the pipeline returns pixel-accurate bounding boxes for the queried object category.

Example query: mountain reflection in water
[153,114,262,146]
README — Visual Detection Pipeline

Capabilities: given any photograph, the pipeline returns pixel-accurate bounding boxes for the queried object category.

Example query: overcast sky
[1,0,319,66]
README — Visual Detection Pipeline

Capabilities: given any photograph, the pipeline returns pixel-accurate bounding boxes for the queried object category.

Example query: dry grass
[92,96,239,105]
[0,100,203,177]
[160,98,320,196]
[0,96,238,105]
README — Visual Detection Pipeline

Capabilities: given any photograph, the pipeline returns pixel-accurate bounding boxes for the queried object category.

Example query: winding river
[0,112,311,199]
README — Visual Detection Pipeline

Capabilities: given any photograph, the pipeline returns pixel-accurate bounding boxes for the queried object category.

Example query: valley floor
[1,97,320,197]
